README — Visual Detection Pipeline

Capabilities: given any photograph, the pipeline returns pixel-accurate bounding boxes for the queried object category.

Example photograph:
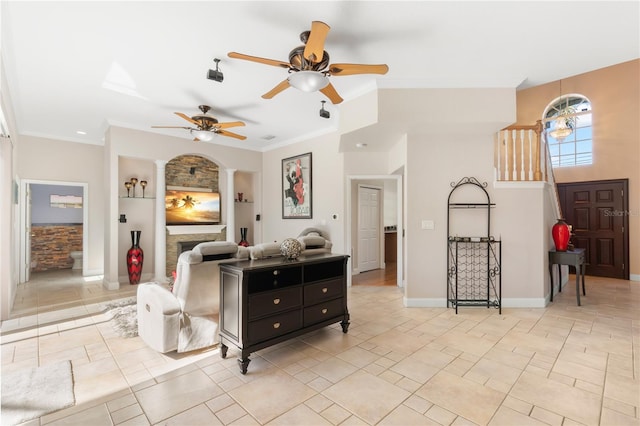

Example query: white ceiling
[2,1,638,151]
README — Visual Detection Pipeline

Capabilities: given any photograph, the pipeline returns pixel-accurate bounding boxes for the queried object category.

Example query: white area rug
[104,297,138,338]
[1,360,75,426]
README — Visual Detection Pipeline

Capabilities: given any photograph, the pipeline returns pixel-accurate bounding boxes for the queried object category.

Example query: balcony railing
[494,120,562,218]
[494,120,547,182]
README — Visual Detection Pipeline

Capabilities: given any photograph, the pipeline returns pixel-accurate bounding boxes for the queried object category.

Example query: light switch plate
[421,220,435,230]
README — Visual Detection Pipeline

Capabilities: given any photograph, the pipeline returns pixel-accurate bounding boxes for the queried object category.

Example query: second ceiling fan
[228,21,389,104]
[152,105,246,141]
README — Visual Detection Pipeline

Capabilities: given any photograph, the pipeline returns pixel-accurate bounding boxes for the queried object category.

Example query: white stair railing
[494,121,545,182]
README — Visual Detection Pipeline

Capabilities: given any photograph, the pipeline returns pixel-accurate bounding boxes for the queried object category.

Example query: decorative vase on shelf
[238,227,249,247]
[126,230,144,284]
[552,219,571,252]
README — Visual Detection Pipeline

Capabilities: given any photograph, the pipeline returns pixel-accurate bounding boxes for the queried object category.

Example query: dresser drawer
[304,298,344,327]
[248,266,302,293]
[304,278,343,305]
[248,287,302,320]
[248,310,302,345]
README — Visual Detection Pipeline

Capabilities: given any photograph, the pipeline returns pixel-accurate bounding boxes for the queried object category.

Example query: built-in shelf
[235,201,253,204]
[119,196,156,200]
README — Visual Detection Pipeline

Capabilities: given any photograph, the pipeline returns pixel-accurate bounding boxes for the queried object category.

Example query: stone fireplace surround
[165,225,227,276]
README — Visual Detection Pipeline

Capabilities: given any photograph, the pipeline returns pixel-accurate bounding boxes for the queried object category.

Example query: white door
[358,186,380,273]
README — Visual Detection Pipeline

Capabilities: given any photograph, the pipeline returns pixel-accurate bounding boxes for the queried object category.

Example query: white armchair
[137,241,247,353]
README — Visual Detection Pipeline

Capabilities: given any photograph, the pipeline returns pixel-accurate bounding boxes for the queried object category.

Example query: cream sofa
[137,241,248,353]
[249,227,332,259]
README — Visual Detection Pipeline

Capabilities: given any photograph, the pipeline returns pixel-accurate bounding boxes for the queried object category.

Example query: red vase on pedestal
[552,219,571,251]
[126,230,144,284]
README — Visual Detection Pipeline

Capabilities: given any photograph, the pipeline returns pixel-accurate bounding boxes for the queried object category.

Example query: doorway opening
[346,174,403,288]
[19,180,89,283]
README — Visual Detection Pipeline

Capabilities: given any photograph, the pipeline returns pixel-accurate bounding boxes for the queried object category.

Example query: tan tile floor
[1,270,639,425]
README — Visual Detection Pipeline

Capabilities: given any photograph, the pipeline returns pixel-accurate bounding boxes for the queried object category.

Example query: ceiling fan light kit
[288,71,329,92]
[191,129,215,142]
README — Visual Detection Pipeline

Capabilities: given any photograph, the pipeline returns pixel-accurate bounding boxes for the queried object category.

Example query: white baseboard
[630,274,640,282]
[501,298,547,308]
[403,297,548,309]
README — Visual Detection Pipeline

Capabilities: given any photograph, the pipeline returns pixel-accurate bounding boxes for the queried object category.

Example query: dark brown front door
[558,179,629,279]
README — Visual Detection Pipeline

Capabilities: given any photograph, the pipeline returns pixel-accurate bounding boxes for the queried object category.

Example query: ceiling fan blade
[228,52,290,69]
[217,129,247,140]
[303,21,330,63]
[262,79,291,99]
[320,82,344,104]
[174,112,199,125]
[215,121,245,129]
[151,125,192,129]
[328,63,389,76]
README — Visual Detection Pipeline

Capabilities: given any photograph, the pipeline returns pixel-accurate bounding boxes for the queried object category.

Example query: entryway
[557,179,629,279]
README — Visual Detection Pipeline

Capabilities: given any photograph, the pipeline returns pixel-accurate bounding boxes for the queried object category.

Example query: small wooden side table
[548,248,586,306]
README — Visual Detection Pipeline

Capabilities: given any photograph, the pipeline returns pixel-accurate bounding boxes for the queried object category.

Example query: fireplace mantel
[166,225,227,235]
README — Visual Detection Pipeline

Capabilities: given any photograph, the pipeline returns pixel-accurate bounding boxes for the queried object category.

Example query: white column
[154,160,167,282]
[226,168,236,243]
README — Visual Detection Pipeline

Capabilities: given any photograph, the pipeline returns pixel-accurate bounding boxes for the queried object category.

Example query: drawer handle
[322,287,328,293]
[322,308,328,314]
[273,322,280,329]
[145,304,150,312]
[273,298,280,305]
[273,270,279,276]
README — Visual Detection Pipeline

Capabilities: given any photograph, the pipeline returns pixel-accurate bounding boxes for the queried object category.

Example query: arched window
[544,95,592,167]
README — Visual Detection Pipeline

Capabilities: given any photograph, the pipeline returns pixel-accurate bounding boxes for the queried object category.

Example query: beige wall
[516,59,640,278]
[7,62,635,318]
[17,136,105,274]
[261,133,345,252]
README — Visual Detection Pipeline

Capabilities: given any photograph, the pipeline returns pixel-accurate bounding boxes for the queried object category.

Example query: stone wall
[165,229,226,276]
[164,155,223,275]
[166,155,219,190]
[31,224,82,271]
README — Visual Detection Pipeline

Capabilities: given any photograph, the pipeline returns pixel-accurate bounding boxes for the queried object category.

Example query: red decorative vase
[126,230,144,284]
[238,227,249,247]
[552,219,571,251]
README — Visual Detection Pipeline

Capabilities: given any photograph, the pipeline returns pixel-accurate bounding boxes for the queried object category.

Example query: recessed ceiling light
[356,143,368,148]
[76,130,87,135]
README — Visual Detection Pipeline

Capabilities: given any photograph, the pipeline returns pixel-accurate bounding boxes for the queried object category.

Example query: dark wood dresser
[218,253,350,373]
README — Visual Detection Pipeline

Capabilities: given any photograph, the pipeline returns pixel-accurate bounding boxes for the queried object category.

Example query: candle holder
[130,178,138,197]
[124,181,132,197]
[140,180,148,198]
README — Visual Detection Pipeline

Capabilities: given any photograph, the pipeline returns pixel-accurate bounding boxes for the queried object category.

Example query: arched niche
[164,154,225,276]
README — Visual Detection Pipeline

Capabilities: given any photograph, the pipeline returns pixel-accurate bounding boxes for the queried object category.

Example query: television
[165,189,220,225]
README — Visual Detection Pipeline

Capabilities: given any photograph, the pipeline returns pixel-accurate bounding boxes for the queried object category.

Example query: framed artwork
[282,152,312,219]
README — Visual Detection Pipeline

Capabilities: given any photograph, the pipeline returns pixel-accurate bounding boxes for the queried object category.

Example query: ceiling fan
[228,21,389,104]
[152,105,246,141]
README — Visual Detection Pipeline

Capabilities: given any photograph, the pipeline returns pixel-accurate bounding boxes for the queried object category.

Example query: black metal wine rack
[446,177,502,314]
